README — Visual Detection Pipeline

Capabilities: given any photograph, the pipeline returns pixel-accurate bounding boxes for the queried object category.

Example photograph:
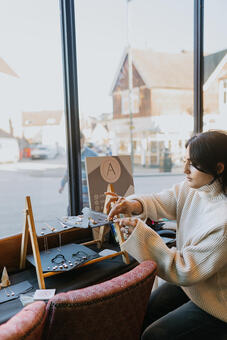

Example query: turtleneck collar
[196,179,225,201]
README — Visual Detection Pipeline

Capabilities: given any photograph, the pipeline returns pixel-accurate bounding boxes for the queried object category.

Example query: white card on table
[33,289,56,300]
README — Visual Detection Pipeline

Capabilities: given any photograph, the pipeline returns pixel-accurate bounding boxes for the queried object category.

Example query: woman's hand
[105,192,143,220]
[116,217,139,240]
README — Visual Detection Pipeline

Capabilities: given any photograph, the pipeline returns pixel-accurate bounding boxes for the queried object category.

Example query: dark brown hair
[185,130,227,195]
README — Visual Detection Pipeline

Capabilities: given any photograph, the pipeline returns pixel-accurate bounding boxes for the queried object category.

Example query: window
[203,0,227,132]
[0,0,67,238]
[75,0,193,194]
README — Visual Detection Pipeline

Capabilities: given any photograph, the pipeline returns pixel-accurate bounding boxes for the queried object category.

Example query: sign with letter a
[85,155,134,212]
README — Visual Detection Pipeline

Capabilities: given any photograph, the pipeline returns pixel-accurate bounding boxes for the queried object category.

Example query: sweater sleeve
[121,219,227,286]
[127,182,184,221]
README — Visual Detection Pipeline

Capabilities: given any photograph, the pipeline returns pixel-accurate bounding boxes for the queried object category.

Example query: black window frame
[60,0,83,215]
[194,0,204,133]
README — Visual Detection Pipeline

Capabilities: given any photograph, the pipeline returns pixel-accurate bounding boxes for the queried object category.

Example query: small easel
[20,196,45,289]
[20,195,129,289]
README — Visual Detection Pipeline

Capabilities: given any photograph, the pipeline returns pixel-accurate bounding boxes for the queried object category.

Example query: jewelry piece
[72,250,87,258]
[89,218,97,224]
[51,254,66,265]
[45,223,57,232]
[8,287,15,296]
[41,226,46,236]
[4,287,14,297]
[72,251,92,263]
[4,288,10,297]
[122,227,129,240]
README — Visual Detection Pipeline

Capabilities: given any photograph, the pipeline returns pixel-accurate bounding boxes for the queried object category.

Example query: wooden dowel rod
[79,251,123,267]
[80,239,100,246]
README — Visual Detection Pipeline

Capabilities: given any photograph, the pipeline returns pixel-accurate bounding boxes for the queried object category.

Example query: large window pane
[203,0,227,132]
[75,0,193,196]
[0,0,67,237]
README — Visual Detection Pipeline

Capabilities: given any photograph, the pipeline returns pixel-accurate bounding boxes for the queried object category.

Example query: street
[0,157,184,238]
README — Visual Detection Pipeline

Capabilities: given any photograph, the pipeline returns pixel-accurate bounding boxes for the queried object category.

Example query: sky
[0,0,227,126]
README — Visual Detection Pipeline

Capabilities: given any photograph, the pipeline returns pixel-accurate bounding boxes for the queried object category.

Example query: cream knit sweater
[121,180,227,322]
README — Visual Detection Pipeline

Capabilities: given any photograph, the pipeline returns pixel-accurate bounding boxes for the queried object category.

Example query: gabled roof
[0,57,19,78]
[204,49,227,83]
[203,49,227,91]
[132,49,193,89]
[111,48,193,93]
[22,110,63,127]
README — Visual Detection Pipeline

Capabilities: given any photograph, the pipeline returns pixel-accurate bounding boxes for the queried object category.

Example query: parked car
[0,137,20,163]
[30,145,58,160]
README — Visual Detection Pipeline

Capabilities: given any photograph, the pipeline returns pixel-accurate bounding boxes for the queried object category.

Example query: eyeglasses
[183,158,196,171]
[183,158,209,174]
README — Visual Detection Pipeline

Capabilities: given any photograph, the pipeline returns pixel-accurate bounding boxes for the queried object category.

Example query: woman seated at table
[107,130,227,340]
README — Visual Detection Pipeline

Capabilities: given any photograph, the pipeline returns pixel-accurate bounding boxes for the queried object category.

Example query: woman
[107,130,227,340]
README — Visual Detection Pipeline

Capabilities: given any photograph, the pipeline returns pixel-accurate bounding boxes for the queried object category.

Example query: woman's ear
[217,162,224,175]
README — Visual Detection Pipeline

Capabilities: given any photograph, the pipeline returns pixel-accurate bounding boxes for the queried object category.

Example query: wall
[151,88,193,116]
